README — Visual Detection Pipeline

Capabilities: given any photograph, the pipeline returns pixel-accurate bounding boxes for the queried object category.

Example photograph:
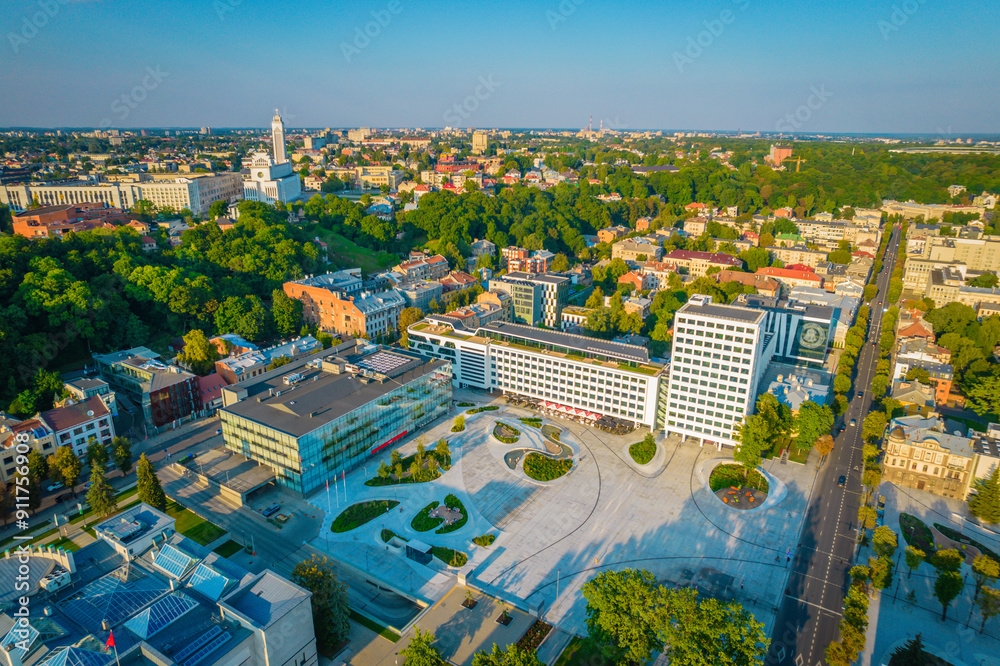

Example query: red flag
[106,631,115,648]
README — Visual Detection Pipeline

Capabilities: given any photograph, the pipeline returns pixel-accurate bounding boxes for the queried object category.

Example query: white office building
[663,295,775,448]
[408,318,665,427]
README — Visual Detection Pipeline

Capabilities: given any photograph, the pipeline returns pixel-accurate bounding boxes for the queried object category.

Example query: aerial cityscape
[2,2,1000,666]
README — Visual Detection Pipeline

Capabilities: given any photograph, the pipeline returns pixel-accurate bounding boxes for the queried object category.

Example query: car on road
[215,429,222,435]
[47,482,64,492]
[262,503,281,517]
[849,418,857,426]
[55,493,71,503]
[857,391,864,399]
[838,475,847,487]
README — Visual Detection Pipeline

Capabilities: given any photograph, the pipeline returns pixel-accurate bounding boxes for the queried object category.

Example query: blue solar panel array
[152,545,196,579]
[122,593,196,639]
[183,630,232,666]
[173,626,223,662]
[189,564,231,601]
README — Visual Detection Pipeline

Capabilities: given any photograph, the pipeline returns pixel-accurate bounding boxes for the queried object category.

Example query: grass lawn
[47,536,81,552]
[431,546,468,567]
[900,513,936,558]
[554,636,618,666]
[708,464,769,493]
[165,500,226,546]
[524,453,572,482]
[213,539,244,558]
[364,449,450,487]
[350,610,401,642]
[320,231,398,273]
[331,500,399,533]
[411,501,444,532]
[435,494,467,534]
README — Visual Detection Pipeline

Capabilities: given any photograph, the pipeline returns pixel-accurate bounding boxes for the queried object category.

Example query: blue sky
[2,0,996,133]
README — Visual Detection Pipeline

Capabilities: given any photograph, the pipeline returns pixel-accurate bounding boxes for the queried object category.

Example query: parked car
[55,493,71,503]
[47,482,64,492]
[262,503,281,517]
[838,475,847,487]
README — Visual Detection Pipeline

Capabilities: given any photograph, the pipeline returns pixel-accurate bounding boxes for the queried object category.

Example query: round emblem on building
[799,322,826,349]
[257,171,264,178]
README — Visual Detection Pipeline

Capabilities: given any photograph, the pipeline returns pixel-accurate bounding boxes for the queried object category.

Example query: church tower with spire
[271,109,287,164]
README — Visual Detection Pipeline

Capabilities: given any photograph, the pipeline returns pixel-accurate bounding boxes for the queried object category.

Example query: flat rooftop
[478,321,650,364]
[678,299,765,325]
[222,346,447,438]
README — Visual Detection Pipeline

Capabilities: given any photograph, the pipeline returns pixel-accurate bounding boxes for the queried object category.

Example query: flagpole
[113,642,120,666]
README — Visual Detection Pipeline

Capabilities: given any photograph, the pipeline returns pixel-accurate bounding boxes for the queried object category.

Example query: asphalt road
[766,225,901,666]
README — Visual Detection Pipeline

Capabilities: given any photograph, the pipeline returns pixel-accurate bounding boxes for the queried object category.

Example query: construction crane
[785,156,807,173]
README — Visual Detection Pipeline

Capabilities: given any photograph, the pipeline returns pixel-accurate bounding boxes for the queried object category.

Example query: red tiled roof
[198,373,227,403]
[40,396,109,433]
[664,249,741,265]
[757,267,822,281]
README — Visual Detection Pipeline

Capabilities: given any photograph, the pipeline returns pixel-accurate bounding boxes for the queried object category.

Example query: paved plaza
[861,483,1000,666]
[309,392,822,639]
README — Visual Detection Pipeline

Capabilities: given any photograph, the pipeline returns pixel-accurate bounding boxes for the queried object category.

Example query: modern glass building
[220,342,452,496]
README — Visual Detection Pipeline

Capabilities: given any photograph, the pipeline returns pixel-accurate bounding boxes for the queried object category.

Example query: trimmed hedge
[523,452,572,481]
[472,533,496,548]
[331,500,399,533]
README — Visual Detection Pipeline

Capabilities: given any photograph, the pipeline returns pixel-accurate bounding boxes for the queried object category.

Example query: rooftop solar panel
[184,631,232,666]
[173,626,223,662]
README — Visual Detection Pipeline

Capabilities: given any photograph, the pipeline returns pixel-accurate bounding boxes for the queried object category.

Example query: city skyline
[2,0,997,133]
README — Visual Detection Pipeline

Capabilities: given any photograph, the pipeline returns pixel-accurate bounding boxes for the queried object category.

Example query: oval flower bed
[523,452,572,481]
[331,500,399,533]
[493,422,521,444]
[709,464,768,510]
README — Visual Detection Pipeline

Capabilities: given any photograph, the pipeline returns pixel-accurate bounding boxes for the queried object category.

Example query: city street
[767,225,901,665]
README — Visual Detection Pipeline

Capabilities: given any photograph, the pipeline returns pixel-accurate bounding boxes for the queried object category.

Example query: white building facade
[662,295,775,448]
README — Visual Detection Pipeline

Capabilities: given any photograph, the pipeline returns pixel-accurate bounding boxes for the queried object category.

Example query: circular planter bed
[493,422,521,444]
[524,452,573,482]
[709,464,768,510]
[629,434,656,465]
[331,500,399,533]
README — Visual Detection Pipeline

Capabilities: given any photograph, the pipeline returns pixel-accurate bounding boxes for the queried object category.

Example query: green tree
[905,546,925,579]
[27,449,48,482]
[971,556,999,601]
[452,415,465,432]
[472,643,542,666]
[585,286,605,309]
[889,634,927,666]
[905,367,931,384]
[86,467,118,517]
[266,356,292,370]
[550,253,570,272]
[858,506,877,532]
[582,569,664,664]
[208,199,229,220]
[136,453,167,511]
[272,289,304,338]
[833,373,852,395]
[399,627,443,666]
[968,467,1000,524]
[399,307,425,346]
[976,587,1000,634]
[968,376,1000,420]
[792,401,834,451]
[51,445,81,493]
[290,556,351,651]
[934,571,964,621]
[733,414,770,480]
[112,437,132,475]
[214,295,273,342]
[659,587,769,666]
[862,411,887,442]
[933,548,964,573]
[435,438,451,467]
[316,331,334,349]
[177,329,221,376]
[969,273,999,289]
[86,439,108,471]
[872,526,898,560]
[869,555,894,591]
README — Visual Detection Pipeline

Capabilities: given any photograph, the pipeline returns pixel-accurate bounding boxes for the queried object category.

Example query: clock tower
[271,109,287,164]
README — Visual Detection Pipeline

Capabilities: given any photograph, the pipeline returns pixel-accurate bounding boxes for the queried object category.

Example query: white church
[243,110,302,205]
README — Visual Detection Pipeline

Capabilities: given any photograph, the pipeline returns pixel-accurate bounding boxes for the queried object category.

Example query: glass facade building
[220,346,452,496]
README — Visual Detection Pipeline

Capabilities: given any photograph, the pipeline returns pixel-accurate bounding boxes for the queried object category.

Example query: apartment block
[612,238,665,263]
[769,245,828,268]
[664,249,742,277]
[489,272,569,327]
[284,273,405,339]
[884,415,979,499]
[40,395,116,457]
[393,254,449,281]
[94,347,201,430]
[12,202,132,238]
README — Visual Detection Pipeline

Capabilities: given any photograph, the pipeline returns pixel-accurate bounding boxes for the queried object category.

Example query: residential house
[597,226,631,244]
[891,380,936,416]
[40,396,115,457]
[618,271,652,292]
[756,267,823,293]
[613,238,665,263]
[715,270,781,298]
